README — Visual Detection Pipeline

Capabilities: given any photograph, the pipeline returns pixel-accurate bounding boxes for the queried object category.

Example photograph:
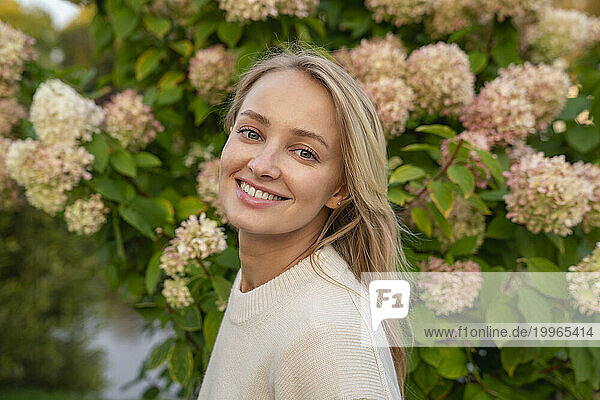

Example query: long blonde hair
[223,45,414,396]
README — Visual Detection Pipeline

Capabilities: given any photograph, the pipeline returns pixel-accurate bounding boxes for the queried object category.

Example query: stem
[112,209,126,264]
[401,138,464,212]
[465,347,489,392]
[123,175,151,198]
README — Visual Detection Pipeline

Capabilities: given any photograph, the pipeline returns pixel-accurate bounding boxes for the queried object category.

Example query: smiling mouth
[236,179,291,200]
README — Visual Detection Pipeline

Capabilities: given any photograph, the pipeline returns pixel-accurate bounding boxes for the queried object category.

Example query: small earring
[337,201,341,206]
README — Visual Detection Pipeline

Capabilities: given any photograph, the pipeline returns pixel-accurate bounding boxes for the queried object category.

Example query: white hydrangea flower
[162,277,194,309]
[29,79,104,146]
[64,193,110,235]
[566,242,600,316]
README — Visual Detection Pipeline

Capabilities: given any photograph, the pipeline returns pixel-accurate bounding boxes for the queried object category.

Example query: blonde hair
[223,44,415,396]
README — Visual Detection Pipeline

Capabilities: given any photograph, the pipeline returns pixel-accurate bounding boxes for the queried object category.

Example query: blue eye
[236,127,319,162]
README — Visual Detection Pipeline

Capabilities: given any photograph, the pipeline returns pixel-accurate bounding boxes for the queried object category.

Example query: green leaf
[189,97,211,125]
[558,96,589,120]
[387,187,413,206]
[569,347,593,382]
[174,306,203,331]
[463,383,492,400]
[145,251,161,295]
[485,215,515,239]
[415,124,456,138]
[143,15,171,38]
[414,362,439,394]
[169,342,193,384]
[500,348,522,377]
[158,71,185,89]
[426,202,453,241]
[565,125,600,153]
[447,235,479,256]
[399,143,441,154]
[468,52,488,74]
[112,7,139,40]
[466,193,491,215]
[176,196,207,220]
[211,275,232,301]
[111,149,137,177]
[134,152,162,168]
[146,338,174,370]
[84,134,109,173]
[119,204,155,238]
[523,257,568,300]
[169,40,194,57]
[135,49,163,81]
[90,176,135,203]
[194,20,217,44]
[545,232,565,254]
[203,310,223,351]
[517,285,551,322]
[447,164,475,198]
[437,348,468,379]
[428,181,454,218]
[419,348,442,368]
[389,164,426,184]
[129,196,174,226]
[303,17,326,38]
[491,23,521,68]
[90,14,113,52]
[217,21,244,47]
[474,149,504,185]
[411,207,432,237]
[156,87,183,106]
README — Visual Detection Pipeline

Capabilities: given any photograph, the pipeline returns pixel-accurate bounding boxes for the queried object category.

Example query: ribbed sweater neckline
[226,243,344,325]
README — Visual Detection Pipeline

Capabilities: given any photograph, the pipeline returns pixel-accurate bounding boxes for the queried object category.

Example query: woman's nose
[247,146,281,178]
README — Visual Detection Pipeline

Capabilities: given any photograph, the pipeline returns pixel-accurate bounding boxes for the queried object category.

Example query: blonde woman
[199,47,411,400]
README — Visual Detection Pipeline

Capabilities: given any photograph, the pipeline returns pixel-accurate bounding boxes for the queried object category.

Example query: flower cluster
[29,79,105,146]
[218,0,318,22]
[503,151,593,236]
[333,34,413,137]
[159,212,228,278]
[573,161,600,234]
[102,89,163,151]
[440,131,491,189]
[145,0,199,25]
[196,157,229,224]
[522,7,600,63]
[566,242,600,317]
[425,0,476,39]
[362,78,415,138]
[417,256,482,316]
[432,196,486,253]
[333,33,407,83]
[188,45,237,104]
[162,276,194,309]
[63,193,110,235]
[5,138,94,215]
[365,0,434,26]
[461,62,570,146]
[404,42,474,117]
[0,137,23,211]
[0,20,37,97]
[0,97,27,137]
[475,0,543,24]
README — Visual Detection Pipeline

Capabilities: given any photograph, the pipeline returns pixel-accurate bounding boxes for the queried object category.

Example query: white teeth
[239,181,284,201]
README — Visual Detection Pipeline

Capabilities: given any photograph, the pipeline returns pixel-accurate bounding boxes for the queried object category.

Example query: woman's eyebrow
[239,109,329,150]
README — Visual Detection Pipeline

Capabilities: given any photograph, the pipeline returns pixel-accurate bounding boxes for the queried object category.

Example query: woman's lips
[235,179,290,209]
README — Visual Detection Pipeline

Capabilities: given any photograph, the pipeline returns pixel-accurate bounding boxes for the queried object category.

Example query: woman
[198,47,412,400]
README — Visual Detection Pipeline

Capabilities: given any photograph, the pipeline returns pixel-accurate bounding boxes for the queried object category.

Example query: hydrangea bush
[2,0,600,398]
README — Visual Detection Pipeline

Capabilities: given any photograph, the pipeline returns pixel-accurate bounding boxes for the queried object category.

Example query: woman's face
[218,69,346,235]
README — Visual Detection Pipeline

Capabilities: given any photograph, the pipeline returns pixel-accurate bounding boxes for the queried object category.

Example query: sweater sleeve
[270,321,399,400]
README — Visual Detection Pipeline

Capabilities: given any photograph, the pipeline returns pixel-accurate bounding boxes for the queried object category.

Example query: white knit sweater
[197,243,402,400]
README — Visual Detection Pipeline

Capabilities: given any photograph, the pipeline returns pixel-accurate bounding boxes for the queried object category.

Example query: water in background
[85,294,179,400]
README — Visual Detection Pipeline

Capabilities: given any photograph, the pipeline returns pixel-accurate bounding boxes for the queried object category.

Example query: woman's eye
[238,127,318,162]
[294,148,318,161]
